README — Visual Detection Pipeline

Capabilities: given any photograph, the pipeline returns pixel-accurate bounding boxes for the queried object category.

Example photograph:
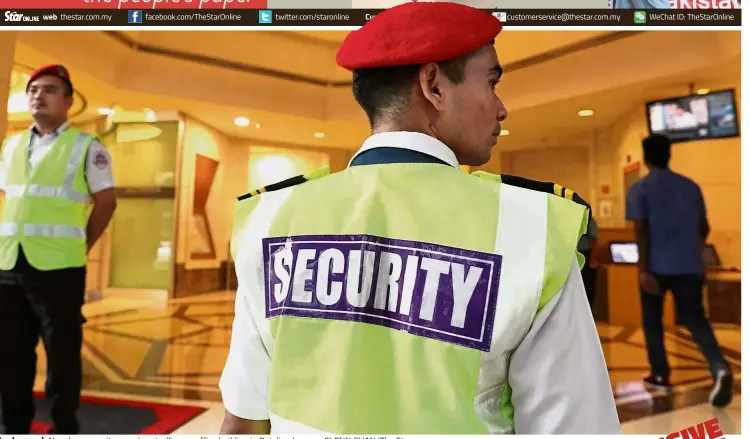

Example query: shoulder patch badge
[93,151,109,169]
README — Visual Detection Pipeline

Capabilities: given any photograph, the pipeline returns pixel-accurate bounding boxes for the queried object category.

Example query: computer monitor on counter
[609,242,639,265]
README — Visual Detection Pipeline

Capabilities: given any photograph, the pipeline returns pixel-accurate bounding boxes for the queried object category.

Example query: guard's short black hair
[352,54,472,127]
[642,134,671,168]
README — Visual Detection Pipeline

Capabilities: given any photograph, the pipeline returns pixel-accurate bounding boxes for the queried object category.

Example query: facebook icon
[128,10,142,24]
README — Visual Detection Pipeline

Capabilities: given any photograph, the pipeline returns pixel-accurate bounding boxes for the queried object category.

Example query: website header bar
[0,0,268,8]
[0,8,741,26]
[0,0,622,9]
[2,0,744,9]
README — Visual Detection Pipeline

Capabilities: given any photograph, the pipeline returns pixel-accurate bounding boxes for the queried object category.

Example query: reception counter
[705,271,741,324]
[593,228,740,326]
[597,263,676,327]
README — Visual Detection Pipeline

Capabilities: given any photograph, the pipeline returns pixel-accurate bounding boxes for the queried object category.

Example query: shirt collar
[647,167,672,175]
[29,121,70,137]
[348,131,460,169]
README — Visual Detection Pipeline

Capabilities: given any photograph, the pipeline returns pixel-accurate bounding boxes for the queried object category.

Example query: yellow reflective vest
[0,127,94,270]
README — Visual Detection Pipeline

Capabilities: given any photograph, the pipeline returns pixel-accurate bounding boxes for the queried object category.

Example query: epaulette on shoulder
[472,171,591,218]
[470,170,502,182]
[238,166,330,201]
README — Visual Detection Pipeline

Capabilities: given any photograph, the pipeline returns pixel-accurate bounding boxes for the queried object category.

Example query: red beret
[336,2,502,71]
[26,65,73,91]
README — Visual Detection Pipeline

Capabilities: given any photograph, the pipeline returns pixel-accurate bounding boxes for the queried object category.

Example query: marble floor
[30,291,741,434]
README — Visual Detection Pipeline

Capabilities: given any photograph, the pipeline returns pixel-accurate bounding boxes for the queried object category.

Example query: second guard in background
[0,65,117,434]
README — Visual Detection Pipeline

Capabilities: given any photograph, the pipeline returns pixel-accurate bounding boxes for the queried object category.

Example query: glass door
[101,121,179,297]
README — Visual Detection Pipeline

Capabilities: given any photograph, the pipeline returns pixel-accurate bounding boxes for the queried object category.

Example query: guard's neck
[33,119,67,135]
[372,119,436,138]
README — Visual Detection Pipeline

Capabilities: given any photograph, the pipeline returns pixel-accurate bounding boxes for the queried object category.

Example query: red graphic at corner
[0,0,267,9]
[660,418,725,439]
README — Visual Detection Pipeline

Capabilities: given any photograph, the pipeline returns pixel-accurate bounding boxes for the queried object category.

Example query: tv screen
[646,89,739,143]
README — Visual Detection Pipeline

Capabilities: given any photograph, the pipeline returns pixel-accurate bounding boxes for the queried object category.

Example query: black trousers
[640,274,728,379]
[0,249,86,434]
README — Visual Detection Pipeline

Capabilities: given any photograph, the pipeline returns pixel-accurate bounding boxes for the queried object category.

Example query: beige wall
[327,148,355,173]
[176,117,248,268]
[673,138,741,267]
[502,147,592,203]
[244,144,329,193]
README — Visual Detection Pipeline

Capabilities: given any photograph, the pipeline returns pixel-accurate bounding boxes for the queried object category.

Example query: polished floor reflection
[31,291,741,434]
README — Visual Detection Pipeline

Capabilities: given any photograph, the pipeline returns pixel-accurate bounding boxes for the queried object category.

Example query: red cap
[336,2,502,71]
[26,65,73,92]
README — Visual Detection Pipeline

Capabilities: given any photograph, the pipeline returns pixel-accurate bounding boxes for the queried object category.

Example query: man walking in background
[626,134,733,408]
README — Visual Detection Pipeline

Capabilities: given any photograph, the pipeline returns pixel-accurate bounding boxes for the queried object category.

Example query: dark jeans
[0,249,86,434]
[580,249,597,309]
[640,274,728,379]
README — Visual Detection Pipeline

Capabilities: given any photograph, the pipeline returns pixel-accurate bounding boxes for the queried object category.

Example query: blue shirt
[626,168,706,275]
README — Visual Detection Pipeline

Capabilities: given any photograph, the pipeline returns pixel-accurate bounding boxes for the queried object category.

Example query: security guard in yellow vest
[0,65,117,434]
[219,2,618,435]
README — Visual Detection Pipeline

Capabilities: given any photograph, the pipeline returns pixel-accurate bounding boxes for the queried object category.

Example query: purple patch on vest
[262,235,501,352]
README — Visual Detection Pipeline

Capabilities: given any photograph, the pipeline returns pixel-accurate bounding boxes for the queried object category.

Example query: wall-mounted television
[646,89,739,143]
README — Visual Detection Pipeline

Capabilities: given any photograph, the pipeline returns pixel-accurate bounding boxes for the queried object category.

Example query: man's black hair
[352,54,472,127]
[642,134,671,168]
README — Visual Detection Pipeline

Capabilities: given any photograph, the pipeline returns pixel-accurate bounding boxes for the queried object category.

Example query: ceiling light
[255,122,262,129]
[98,108,115,115]
[577,109,594,117]
[696,88,710,95]
[234,117,250,127]
[499,129,510,136]
[313,132,325,138]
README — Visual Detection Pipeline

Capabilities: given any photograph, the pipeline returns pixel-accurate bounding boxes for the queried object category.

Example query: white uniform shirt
[220,133,620,434]
[0,121,115,194]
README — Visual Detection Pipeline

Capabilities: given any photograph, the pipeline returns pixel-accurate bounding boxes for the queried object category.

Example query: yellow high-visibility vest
[0,127,94,270]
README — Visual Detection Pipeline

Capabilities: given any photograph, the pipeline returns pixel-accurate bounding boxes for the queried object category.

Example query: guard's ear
[418,63,447,111]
